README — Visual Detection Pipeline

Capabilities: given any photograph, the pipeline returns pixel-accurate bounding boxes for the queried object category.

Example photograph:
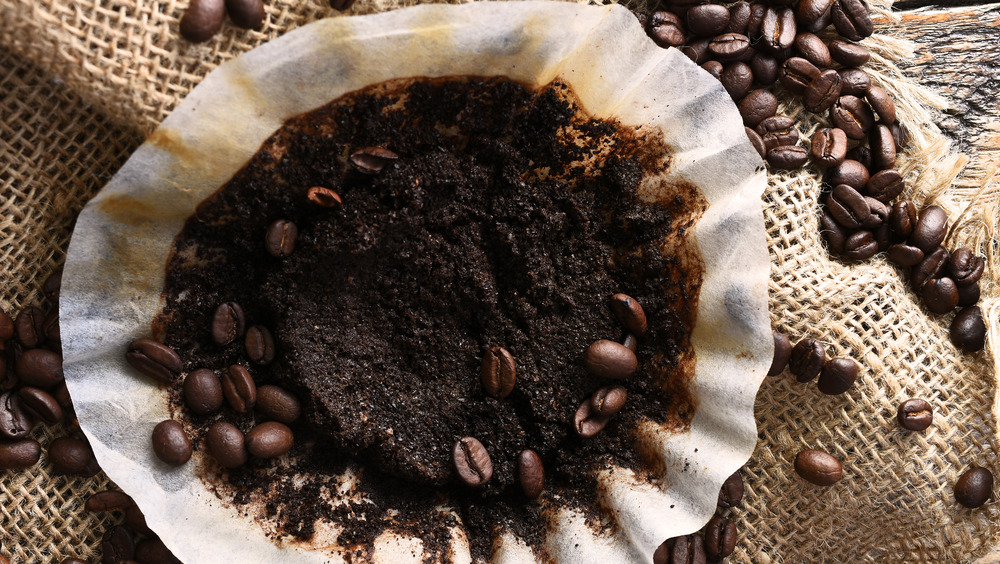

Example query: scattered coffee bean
[727,1,751,34]
[745,127,767,158]
[912,247,950,290]
[789,339,825,383]
[583,340,638,379]
[738,89,779,127]
[125,503,154,536]
[831,0,873,41]
[126,339,183,384]
[0,390,35,440]
[779,57,821,94]
[221,364,256,413]
[18,386,63,424]
[718,469,745,509]
[152,419,193,466]
[15,305,45,348]
[452,436,493,486]
[134,537,182,564]
[245,324,276,364]
[862,197,889,229]
[838,68,871,97]
[767,145,809,169]
[867,86,896,124]
[828,159,870,190]
[757,115,798,151]
[183,368,223,415]
[810,127,847,168]
[668,534,708,564]
[574,398,611,438]
[794,32,833,67]
[708,32,752,60]
[265,219,297,258]
[831,95,875,139]
[844,230,879,260]
[949,248,985,286]
[804,69,842,113]
[795,448,843,486]
[481,346,516,399]
[0,309,13,343]
[42,269,62,303]
[957,281,981,307]
[0,438,41,470]
[922,277,959,314]
[42,309,61,349]
[830,39,870,66]
[951,306,987,352]
[85,490,134,513]
[687,4,730,37]
[955,465,993,508]
[817,356,860,395]
[245,421,294,459]
[211,301,245,346]
[591,385,627,417]
[704,516,737,559]
[886,243,924,267]
[896,398,933,431]
[702,60,724,80]
[205,421,248,468]
[15,348,64,389]
[349,147,399,174]
[760,7,797,53]
[622,333,639,353]
[609,293,648,336]
[648,11,686,48]
[869,125,897,171]
[518,449,545,499]
[768,330,792,376]
[889,200,917,238]
[749,52,779,85]
[827,184,869,229]
[821,211,848,254]
[180,0,225,42]
[721,61,753,100]
[864,169,904,203]
[910,205,948,252]
[256,385,302,423]
[306,186,343,208]
[49,436,100,476]
[225,0,265,29]
[102,525,135,564]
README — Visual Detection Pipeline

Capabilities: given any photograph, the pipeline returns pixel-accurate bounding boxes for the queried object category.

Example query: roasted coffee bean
[768,330,792,376]
[125,503,153,536]
[42,309,61,349]
[831,0,873,41]
[126,339,183,384]
[256,385,302,423]
[795,448,843,486]
[818,357,860,395]
[727,1,751,34]
[810,127,848,168]
[790,339,825,382]
[874,223,892,252]
[767,145,809,169]
[0,391,34,440]
[897,398,933,431]
[912,247,950,290]
[0,359,9,392]
[179,0,225,42]
[183,368,223,415]
[481,346,516,398]
[18,386,63,424]
[828,159,869,190]
[718,469,745,508]
[59,559,88,564]
[687,4,730,36]
[890,122,909,150]
[890,200,917,238]
[746,2,767,39]
[704,516,737,559]
[591,385,627,417]
[306,186,343,208]
[609,293,648,336]
[708,32,752,61]
[827,184,869,229]
[349,147,399,174]
[15,348,64,389]
[847,144,873,171]
[574,398,611,438]
[958,281,981,307]
[222,364,256,413]
[831,95,875,139]
[887,244,924,267]
[757,116,798,151]
[794,33,833,67]
[134,538,182,564]
[949,248,985,286]
[669,534,708,564]
[42,269,62,303]
[951,306,987,352]
[863,197,889,230]
[844,230,878,260]
[622,334,638,354]
[829,39,870,66]
[245,421,294,459]
[721,62,754,100]
[796,0,834,28]
[584,340,638,379]
[760,7,796,53]
[518,449,545,499]
[330,0,357,10]
[779,57,821,95]
[102,525,134,564]
[211,301,245,346]
[648,11,686,48]
[821,211,848,254]
[867,86,896,124]
[910,206,948,252]
[0,438,41,469]
[749,52,779,85]
[225,0,265,29]
[245,324,276,364]
[152,419,192,466]
[701,60,724,80]
[15,305,45,348]
[684,38,712,64]
[955,466,993,508]
[804,69,842,113]
[869,125,897,172]
[453,436,493,486]
[52,381,72,410]
[0,309,13,343]
[923,277,959,314]
[49,436,100,476]
[265,219,297,258]
[746,127,767,158]
[205,421,248,468]
[85,490,134,513]
[838,68,871,97]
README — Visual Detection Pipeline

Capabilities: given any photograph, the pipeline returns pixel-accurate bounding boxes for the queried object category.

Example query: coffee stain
[146,127,198,165]
[95,193,159,228]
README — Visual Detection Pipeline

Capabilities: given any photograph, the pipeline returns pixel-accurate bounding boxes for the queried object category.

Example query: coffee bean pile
[654,470,745,563]
[452,292,648,498]
[638,0,988,352]
[82,488,183,564]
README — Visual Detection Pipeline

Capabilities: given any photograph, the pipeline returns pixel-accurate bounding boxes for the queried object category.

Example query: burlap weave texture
[1,0,998,562]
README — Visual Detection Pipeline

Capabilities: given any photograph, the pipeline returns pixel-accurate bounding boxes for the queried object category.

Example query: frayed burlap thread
[2,0,999,562]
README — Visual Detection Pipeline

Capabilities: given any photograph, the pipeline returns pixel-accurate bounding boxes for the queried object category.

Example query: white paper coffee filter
[60,3,771,562]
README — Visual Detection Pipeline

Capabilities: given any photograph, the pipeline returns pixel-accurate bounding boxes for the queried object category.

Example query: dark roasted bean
[622,333,638,353]
[757,115,798,152]
[18,386,62,424]
[844,230,878,260]
[244,324,276,364]
[721,62,754,100]
[749,52,779,85]
[951,306,987,352]
[49,437,100,476]
[102,525,134,564]
[42,309,60,349]
[869,125,897,172]
[683,38,712,64]
[747,2,767,40]
[256,385,302,424]
[796,0,835,28]
[330,0,357,10]
[349,147,399,174]
[245,421,294,459]
[591,385,627,417]
[867,86,897,124]
[211,301,245,346]
[795,448,843,486]
[518,449,545,499]
[134,537,182,564]
[0,438,41,470]
[222,364,256,413]
[609,293,648,336]
[152,420,192,466]
[768,330,792,376]
[687,4,730,36]
[821,211,848,254]
[126,339,183,384]
[924,278,960,314]
[746,127,767,158]
[890,200,917,238]
[828,159,869,190]
[701,60,724,80]
[910,206,948,252]
[831,95,875,139]
[760,7,796,53]
[890,122,909,150]
[874,222,892,252]
[827,184,869,229]
[958,281,981,307]
[810,127,848,168]
[818,357,860,395]
[584,340,638,379]
[847,144,873,171]
[265,219,297,258]
[306,186,343,208]
[183,368,223,415]
[125,503,153,536]
[709,32,752,60]
[574,398,611,438]
[790,339,825,382]
[179,0,225,42]
[452,436,493,486]
[912,247,950,290]
[794,32,833,67]
[481,346,516,398]
[205,421,248,468]
[670,534,708,564]
[704,516,738,559]
[887,243,924,267]
[0,309,13,343]
[767,145,809,169]
[15,305,45,348]
[831,0,873,41]
[85,490,134,513]
[897,398,933,431]
[863,197,889,230]
[838,68,871,96]
[830,39,870,66]
[949,248,985,286]
[727,1,752,34]
[718,469,745,508]
[955,466,993,508]
[15,348,64,389]
[779,57,820,95]
[648,11,686,48]
[225,0,265,29]
[43,269,62,303]
[52,381,72,410]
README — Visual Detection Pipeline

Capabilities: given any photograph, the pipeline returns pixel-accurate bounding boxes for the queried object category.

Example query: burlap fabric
[1,0,998,562]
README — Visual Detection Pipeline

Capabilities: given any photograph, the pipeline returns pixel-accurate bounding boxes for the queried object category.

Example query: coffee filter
[60,3,770,562]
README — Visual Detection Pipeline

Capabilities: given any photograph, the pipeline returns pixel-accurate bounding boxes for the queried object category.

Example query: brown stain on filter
[147,127,198,165]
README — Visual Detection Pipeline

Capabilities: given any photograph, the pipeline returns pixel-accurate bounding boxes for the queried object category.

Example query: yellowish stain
[95,193,159,228]
[146,127,198,166]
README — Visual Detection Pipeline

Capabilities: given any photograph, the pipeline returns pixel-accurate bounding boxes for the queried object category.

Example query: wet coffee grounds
[156,75,706,560]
